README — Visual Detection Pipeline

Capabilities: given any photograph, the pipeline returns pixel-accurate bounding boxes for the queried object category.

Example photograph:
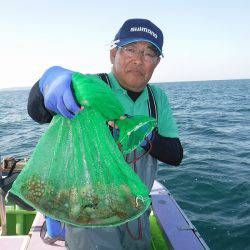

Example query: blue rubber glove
[39,66,81,119]
[140,131,154,147]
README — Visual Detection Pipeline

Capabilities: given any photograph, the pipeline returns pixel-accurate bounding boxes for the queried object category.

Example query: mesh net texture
[11,73,156,227]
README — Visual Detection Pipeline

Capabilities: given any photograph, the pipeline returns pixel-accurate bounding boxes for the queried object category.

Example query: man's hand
[140,131,154,148]
[108,116,154,148]
[39,66,81,119]
[108,116,126,128]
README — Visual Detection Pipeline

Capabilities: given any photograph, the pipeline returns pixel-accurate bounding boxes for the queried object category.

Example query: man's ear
[110,48,117,64]
[155,56,161,67]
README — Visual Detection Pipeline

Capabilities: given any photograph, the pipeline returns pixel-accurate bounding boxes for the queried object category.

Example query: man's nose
[132,51,143,64]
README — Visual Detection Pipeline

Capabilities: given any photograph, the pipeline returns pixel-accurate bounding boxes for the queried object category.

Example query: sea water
[0,79,249,250]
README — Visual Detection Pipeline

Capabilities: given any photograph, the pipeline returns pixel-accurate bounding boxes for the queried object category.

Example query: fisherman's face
[110,41,160,92]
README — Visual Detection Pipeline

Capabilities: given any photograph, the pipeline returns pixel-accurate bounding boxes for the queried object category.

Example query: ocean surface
[0,79,250,250]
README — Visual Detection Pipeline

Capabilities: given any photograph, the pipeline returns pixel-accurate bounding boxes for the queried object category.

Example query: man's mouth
[127,68,144,76]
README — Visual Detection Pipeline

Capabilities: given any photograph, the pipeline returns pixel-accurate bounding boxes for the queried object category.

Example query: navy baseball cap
[113,18,164,56]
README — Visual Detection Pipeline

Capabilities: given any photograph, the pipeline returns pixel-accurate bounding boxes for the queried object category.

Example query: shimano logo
[130,27,158,39]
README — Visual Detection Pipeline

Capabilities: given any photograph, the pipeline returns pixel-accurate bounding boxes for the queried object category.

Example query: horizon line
[1,77,249,91]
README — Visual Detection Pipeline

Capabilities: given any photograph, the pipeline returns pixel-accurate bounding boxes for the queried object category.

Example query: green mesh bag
[115,116,156,155]
[10,73,156,227]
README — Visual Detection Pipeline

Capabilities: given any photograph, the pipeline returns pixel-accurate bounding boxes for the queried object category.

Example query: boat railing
[0,156,27,236]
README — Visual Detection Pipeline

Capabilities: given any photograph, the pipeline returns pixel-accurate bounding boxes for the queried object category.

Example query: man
[28,18,183,249]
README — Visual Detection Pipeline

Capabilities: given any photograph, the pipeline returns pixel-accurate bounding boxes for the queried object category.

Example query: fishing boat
[0,157,209,249]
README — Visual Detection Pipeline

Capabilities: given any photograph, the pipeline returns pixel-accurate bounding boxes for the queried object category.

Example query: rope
[125,149,142,240]
[126,217,142,240]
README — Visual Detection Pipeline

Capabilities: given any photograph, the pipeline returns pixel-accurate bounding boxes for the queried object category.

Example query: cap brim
[117,38,163,56]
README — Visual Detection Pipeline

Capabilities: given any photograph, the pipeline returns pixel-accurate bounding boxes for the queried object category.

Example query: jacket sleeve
[147,131,183,166]
[27,81,54,124]
[146,86,183,165]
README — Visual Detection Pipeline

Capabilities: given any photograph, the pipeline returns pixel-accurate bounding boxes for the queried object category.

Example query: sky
[1,0,250,89]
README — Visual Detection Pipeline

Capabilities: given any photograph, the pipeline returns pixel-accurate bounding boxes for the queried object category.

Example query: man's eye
[126,47,136,53]
[145,52,155,58]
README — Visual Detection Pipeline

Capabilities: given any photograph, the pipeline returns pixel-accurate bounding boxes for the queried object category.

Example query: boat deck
[0,235,30,250]
[27,213,66,249]
[0,212,65,250]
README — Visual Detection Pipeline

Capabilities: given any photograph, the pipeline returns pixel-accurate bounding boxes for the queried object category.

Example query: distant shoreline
[1,78,249,91]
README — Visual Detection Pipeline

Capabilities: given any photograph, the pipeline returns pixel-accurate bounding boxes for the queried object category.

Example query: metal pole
[0,194,7,235]
[0,156,7,235]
